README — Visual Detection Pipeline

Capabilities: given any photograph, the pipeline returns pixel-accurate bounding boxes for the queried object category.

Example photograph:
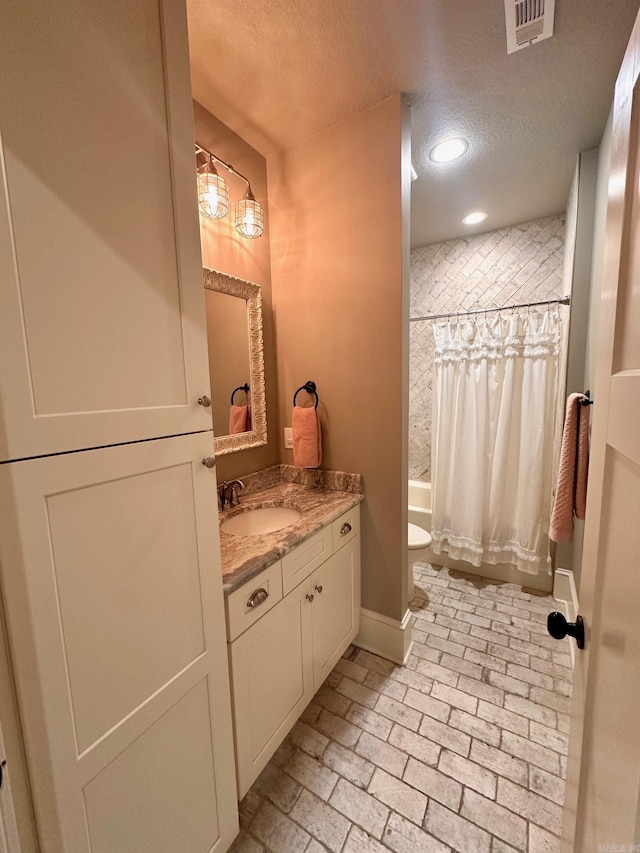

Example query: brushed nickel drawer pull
[202,457,216,469]
[247,588,268,609]
[340,522,352,536]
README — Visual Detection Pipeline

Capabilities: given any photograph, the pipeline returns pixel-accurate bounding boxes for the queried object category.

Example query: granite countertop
[219,466,363,596]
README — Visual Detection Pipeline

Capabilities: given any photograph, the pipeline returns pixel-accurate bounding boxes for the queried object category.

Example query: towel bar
[231,383,250,405]
[293,380,319,409]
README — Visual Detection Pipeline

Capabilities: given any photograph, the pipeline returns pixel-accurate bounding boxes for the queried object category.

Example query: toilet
[408,522,432,600]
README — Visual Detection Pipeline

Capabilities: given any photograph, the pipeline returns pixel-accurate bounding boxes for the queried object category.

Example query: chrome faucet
[218,479,245,509]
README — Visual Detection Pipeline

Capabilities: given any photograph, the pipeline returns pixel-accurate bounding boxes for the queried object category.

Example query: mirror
[203,267,267,455]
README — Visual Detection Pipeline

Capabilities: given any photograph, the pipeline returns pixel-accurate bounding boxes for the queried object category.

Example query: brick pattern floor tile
[230,563,572,853]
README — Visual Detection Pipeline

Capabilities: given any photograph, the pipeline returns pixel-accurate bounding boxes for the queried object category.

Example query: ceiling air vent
[504,0,556,54]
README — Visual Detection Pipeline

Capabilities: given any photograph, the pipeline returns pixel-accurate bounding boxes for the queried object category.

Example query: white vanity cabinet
[228,582,314,798]
[226,506,361,797]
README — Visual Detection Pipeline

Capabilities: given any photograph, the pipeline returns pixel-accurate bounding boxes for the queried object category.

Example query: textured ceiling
[187,0,640,247]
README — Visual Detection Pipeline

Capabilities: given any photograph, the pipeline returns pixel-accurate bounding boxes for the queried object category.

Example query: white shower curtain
[431,309,561,575]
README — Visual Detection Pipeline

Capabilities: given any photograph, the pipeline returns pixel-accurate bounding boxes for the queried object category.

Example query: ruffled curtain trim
[431,529,552,575]
[433,311,560,365]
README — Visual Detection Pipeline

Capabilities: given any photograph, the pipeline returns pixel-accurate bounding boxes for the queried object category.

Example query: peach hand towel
[292,405,322,468]
[229,404,250,434]
[550,393,590,543]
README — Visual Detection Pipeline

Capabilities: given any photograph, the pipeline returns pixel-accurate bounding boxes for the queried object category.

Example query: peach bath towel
[550,393,590,543]
[292,405,322,468]
[229,404,250,434]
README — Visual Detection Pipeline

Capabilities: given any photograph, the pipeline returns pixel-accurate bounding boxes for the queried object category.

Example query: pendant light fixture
[197,154,229,220]
[195,144,264,239]
[235,187,264,239]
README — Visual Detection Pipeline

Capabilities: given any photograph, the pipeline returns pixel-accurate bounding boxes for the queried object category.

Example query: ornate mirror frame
[203,267,268,455]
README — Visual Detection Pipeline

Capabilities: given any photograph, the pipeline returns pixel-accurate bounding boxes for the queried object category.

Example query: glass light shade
[198,171,229,219]
[234,197,264,239]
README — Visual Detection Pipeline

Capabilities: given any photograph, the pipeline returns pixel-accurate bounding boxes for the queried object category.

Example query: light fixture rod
[195,143,252,193]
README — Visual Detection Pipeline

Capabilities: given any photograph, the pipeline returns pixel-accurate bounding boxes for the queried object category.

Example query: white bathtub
[408,479,431,534]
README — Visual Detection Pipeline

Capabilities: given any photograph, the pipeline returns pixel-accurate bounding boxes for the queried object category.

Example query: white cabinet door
[0,0,211,462]
[311,539,361,692]
[230,583,314,798]
[0,433,237,852]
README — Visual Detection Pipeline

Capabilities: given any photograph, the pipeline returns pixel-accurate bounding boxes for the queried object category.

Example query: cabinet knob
[202,457,216,469]
[198,395,212,407]
[306,593,315,603]
[247,588,268,609]
[340,522,352,536]
[314,585,323,594]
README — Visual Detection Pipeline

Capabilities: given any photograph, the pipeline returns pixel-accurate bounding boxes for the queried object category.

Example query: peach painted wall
[193,101,279,481]
[268,95,410,622]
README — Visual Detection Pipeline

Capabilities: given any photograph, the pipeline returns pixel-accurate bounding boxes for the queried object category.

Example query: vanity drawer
[332,505,360,552]
[225,561,283,642]
[282,526,332,595]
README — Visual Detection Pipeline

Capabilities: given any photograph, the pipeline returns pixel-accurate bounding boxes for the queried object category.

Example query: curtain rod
[410,295,571,323]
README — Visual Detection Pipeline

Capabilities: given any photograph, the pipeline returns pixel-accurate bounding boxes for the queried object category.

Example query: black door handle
[547,611,585,649]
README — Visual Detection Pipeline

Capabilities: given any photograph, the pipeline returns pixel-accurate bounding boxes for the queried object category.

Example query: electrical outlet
[284,427,293,449]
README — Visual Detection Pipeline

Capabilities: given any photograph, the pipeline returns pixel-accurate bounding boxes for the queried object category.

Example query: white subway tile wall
[409,216,566,481]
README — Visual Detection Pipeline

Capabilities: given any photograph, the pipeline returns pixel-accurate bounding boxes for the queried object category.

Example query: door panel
[83,680,219,853]
[230,585,314,798]
[311,539,360,691]
[0,724,20,853]
[0,433,237,852]
[578,449,640,845]
[0,0,210,461]
[47,460,206,752]
[563,11,640,848]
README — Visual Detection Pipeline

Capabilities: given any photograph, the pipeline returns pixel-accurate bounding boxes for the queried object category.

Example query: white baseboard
[553,568,579,668]
[355,607,414,666]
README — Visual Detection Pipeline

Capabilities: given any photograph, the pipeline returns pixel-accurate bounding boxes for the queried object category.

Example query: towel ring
[230,383,250,405]
[581,389,594,406]
[293,380,319,409]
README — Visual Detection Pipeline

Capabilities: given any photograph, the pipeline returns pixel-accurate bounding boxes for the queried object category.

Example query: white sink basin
[221,506,303,537]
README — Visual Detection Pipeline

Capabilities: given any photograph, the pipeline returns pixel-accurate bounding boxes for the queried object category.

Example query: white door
[0,0,211,462]
[561,10,640,848]
[0,725,19,853]
[311,539,361,691]
[0,432,238,852]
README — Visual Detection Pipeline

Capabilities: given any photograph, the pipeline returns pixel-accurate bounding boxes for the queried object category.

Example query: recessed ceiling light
[429,138,468,164]
[462,211,487,225]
